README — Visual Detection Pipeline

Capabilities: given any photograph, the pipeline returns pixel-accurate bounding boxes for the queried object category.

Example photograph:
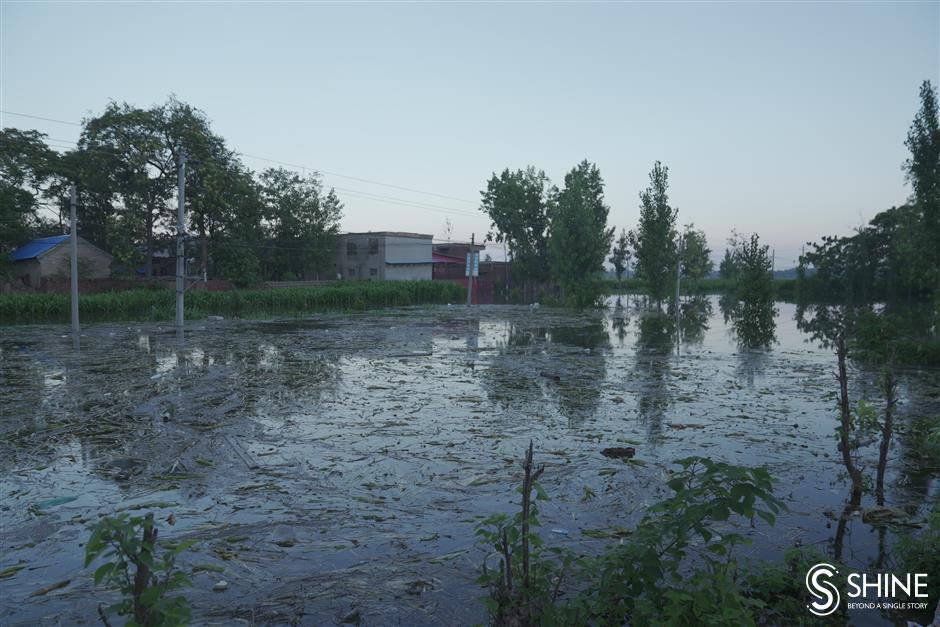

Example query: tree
[680,223,712,286]
[903,80,940,290]
[480,167,554,283]
[608,228,630,282]
[0,129,58,276]
[549,160,615,307]
[629,161,678,303]
[729,233,777,348]
[77,97,238,277]
[259,168,343,280]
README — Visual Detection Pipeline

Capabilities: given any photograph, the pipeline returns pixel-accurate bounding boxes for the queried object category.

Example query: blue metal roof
[11,235,69,261]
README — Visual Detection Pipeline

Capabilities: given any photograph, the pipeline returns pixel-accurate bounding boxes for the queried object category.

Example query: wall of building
[335,233,381,280]
[13,259,41,288]
[335,233,432,281]
[39,239,113,280]
[385,263,432,281]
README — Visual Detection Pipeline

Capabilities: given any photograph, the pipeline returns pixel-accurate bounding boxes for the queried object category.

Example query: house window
[347,242,357,256]
[369,268,377,277]
[348,267,356,277]
[368,238,379,255]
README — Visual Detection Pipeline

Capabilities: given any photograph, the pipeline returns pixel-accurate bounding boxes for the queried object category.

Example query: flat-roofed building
[335,232,433,281]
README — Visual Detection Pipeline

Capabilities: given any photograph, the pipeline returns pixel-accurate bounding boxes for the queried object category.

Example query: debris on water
[550,527,570,535]
[212,580,228,592]
[29,579,70,597]
[35,495,78,510]
[601,447,635,459]
[539,371,561,381]
[582,527,632,539]
[405,579,435,595]
[340,608,361,624]
[0,564,26,579]
[667,423,707,430]
[861,506,922,528]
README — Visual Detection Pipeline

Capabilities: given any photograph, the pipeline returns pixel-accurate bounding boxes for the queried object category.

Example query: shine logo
[806,563,841,617]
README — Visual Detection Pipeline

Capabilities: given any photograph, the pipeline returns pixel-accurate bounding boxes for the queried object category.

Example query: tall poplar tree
[549,160,614,307]
[629,161,678,303]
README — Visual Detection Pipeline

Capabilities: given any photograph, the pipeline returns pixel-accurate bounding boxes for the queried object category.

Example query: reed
[0,281,465,324]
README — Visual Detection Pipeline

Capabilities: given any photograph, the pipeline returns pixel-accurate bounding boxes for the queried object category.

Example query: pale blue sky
[2,1,938,268]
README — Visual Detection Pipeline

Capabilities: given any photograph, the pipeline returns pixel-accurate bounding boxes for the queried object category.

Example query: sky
[2,1,938,269]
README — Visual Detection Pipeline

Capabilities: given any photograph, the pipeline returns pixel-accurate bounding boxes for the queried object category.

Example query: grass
[0,281,465,324]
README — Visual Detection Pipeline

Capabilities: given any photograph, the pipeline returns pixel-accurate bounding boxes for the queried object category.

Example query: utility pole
[466,232,475,306]
[675,234,683,306]
[176,149,187,329]
[69,184,79,335]
[675,234,682,355]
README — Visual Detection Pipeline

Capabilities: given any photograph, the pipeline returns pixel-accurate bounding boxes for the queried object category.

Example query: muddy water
[1,296,938,625]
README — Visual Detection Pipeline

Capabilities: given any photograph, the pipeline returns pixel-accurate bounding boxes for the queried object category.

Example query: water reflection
[479,315,609,424]
[676,296,711,346]
[722,293,777,348]
[633,311,676,441]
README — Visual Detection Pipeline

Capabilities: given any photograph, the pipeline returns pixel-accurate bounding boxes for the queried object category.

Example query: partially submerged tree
[480,167,554,285]
[728,233,776,348]
[549,160,614,307]
[630,161,678,304]
[903,80,940,291]
[679,223,712,287]
[608,228,630,282]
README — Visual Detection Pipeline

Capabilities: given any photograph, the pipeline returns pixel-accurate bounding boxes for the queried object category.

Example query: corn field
[0,281,465,324]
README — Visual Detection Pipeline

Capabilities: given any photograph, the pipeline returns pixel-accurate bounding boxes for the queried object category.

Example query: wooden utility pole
[175,150,187,329]
[69,184,79,335]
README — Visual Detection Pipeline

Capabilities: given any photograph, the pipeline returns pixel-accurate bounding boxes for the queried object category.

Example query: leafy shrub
[476,450,797,626]
[85,513,193,626]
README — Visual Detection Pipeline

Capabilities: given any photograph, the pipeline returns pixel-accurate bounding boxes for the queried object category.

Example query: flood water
[1,295,938,625]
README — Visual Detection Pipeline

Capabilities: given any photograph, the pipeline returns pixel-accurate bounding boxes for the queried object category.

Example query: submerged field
[1,296,938,625]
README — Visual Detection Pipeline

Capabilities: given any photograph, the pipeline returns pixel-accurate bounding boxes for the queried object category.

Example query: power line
[1,108,480,205]
[6,134,483,219]
[0,110,83,127]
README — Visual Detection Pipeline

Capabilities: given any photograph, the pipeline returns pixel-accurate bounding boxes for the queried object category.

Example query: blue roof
[11,235,70,261]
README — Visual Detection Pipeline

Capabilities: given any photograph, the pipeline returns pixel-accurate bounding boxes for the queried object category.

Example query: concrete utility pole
[69,184,79,335]
[176,149,187,329]
[675,234,683,306]
[466,233,475,306]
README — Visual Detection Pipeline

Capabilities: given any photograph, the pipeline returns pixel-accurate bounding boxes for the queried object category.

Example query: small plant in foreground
[476,448,803,626]
[475,441,574,625]
[85,513,193,626]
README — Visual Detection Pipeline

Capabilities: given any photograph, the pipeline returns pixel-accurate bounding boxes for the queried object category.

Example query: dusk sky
[2,1,938,268]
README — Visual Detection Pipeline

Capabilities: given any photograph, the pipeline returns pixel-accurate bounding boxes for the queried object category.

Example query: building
[11,235,113,288]
[335,232,433,281]
[431,241,486,281]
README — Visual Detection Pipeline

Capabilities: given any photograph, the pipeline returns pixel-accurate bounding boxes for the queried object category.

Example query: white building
[335,232,433,281]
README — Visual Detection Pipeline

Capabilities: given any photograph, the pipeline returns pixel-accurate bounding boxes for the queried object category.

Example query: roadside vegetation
[0,280,463,324]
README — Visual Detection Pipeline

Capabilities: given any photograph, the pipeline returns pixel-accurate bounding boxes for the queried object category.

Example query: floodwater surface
[1,296,938,625]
